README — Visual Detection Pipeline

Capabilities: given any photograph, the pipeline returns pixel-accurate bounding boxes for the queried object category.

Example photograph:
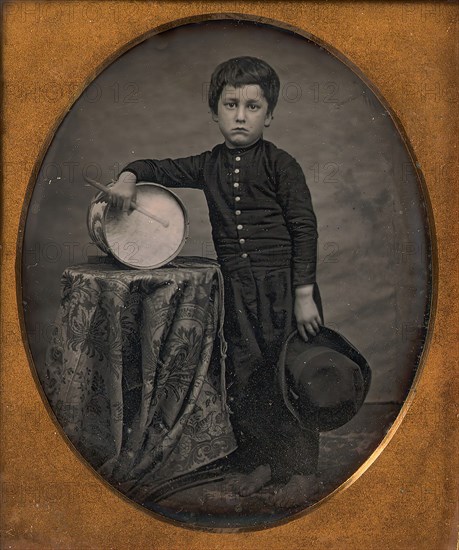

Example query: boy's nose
[235,106,246,122]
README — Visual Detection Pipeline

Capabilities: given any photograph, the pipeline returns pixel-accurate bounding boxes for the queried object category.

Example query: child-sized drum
[87,182,189,269]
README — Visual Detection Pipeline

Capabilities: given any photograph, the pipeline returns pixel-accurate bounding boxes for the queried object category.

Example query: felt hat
[278,327,371,432]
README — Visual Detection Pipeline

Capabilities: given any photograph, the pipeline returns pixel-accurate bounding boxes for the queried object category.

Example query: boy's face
[212,84,273,149]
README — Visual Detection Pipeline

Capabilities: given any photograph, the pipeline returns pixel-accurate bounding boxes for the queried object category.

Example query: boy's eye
[225,102,237,108]
[248,104,260,110]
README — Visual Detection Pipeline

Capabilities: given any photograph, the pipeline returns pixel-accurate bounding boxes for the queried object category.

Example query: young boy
[109,57,322,507]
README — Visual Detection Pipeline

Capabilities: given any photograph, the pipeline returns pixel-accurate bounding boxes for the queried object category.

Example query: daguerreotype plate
[4,4,457,547]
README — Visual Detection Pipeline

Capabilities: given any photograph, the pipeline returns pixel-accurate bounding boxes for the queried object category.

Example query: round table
[42,257,236,502]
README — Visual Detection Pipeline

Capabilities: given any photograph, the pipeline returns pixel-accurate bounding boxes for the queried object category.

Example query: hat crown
[279,327,371,431]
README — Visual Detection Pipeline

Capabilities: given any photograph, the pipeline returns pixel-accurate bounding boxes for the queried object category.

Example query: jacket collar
[222,137,263,156]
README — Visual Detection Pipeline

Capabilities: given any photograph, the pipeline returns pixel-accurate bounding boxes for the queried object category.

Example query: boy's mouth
[232,127,249,133]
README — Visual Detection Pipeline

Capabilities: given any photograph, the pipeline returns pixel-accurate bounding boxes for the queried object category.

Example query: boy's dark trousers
[222,264,323,483]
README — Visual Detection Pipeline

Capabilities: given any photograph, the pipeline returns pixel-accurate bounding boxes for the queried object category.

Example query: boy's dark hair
[208,56,280,116]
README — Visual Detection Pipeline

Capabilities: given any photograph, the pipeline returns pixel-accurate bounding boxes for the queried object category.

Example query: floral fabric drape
[42,258,236,502]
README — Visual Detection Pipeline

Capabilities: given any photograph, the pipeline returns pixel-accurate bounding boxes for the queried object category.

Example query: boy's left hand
[294,285,322,341]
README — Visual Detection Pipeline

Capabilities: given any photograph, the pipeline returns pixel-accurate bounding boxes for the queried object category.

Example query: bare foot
[271,474,319,508]
[232,464,272,497]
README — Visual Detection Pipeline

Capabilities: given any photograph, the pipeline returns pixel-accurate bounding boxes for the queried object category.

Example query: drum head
[103,183,189,269]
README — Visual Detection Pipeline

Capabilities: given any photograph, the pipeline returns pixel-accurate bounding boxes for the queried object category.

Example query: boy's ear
[264,112,273,127]
[211,111,219,123]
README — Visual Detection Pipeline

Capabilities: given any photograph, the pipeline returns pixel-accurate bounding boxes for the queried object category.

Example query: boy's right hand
[108,171,137,212]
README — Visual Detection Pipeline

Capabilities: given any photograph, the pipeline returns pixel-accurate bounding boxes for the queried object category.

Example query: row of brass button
[234,156,247,258]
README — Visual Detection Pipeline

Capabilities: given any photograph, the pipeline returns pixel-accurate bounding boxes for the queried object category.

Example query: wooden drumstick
[84,176,169,228]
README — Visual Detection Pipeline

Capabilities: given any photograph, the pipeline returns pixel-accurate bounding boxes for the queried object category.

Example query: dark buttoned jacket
[122,138,318,287]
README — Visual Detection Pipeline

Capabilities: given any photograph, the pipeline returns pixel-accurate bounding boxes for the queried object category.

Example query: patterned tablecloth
[42,257,236,502]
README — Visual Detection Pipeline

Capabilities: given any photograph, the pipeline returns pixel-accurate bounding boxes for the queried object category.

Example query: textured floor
[143,403,400,530]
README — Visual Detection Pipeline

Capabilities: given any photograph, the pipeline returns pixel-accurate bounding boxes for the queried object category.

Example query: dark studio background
[22,20,431,406]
